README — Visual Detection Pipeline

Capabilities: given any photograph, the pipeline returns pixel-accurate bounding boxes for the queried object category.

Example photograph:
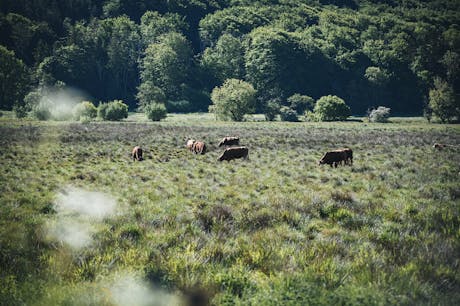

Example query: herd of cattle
[132,137,451,165]
[185,136,249,161]
[131,136,357,167]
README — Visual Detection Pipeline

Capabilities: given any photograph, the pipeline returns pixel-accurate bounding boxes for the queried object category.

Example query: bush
[210,79,256,121]
[73,101,97,120]
[136,82,166,111]
[145,103,167,121]
[98,100,128,121]
[13,105,28,118]
[288,94,314,115]
[304,110,320,122]
[279,106,298,122]
[97,102,109,119]
[429,78,459,123]
[314,95,350,121]
[369,106,391,123]
[264,99,281,121]
[32,103,51,121]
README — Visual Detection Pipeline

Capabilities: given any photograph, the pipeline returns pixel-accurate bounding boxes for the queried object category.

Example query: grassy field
[1,113,459,305]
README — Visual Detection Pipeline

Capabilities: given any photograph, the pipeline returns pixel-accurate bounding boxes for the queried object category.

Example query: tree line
[0,0,459,121]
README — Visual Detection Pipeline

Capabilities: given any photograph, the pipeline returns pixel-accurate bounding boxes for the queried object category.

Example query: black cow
[218,146,249,161]
[218,136,240,147]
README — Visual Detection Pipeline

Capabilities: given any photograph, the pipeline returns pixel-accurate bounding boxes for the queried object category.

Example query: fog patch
[33,86,89,120]
[56,187,116,220]
[47,186,117,250]
[108,274,182,306]
[47,219,95,249]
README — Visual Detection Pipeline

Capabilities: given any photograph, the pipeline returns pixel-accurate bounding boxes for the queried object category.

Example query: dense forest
[1,0,459,115]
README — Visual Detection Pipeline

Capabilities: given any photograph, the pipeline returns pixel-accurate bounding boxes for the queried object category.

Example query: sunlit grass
[0,115,459,305]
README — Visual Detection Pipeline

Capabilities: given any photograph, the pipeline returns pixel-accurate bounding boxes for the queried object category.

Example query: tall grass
[0,116,459,305]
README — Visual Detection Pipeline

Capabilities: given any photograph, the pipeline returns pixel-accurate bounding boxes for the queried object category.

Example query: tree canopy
[0,0,459,116]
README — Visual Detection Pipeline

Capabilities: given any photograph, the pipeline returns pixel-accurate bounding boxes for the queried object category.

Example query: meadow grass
[0,114,459,305]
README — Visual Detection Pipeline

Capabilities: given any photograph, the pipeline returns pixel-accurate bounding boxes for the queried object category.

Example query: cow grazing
[192,141,207,154]
[341,148,353,165]
[318,150,347,167]
[218,136,240,147]
[433,143,445,150]
[186,139,196,151]
[132,146,143,161]
[218,146,249,161]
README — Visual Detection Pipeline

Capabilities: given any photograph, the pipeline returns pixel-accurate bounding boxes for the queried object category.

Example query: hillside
[1,0,459,115]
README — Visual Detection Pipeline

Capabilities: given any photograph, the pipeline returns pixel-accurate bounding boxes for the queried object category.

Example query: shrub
[210,79,256,121]
[288,94,314,115]
[73,101,97,120]
[31,103,51,121]
[304,110,320,122]
[136,82,166,111]
[13,105,28,118]
[369,106,391,123]
[264,99,281,121]
[98,100,128,121]
[314,95,350,121]
[279,106,298,122]
[429,78,459,123]
[97,102,109,119]
[145,103,167,121]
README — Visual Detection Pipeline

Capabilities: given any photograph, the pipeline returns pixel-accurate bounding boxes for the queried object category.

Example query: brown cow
[218,136,240,147]
[192,141,207,154]
[218,146,249,161]
[186,139,196,151]
[132,146,143,161]
[318,150,347,167]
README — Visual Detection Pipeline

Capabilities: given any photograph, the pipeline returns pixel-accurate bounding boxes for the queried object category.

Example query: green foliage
[429,78,459,123]
[31,103,51,121]
[98,100,128,121]
[264,99,281,121]
[97,102,109,119]
[279,106,299,122]
[2,0,460,117]
[369,106,391,123]
[365,66,390,86]
[38,16,140,107]
[1,13,54,66]
[145,102,167,121]
[140,32,193,101]
[13,105,28,118]
[201,34,245,86]
[140,11,188,46]
[210,78,256,121]
[314,95,351,121]
[288,94,315,115]
[165,100,191,113]
[0,46,29,110]
[136,81,166,111]
[73,101,97,121]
